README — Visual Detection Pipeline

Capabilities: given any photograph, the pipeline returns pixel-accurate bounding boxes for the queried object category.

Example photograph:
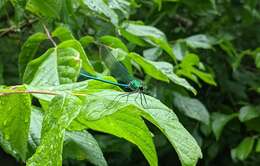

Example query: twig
[0,89,87,97]
[0,18,38,37]
[42,24,57,47]
[0,90,59,96]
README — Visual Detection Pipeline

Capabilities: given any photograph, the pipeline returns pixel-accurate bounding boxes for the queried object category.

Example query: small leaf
[99,35,128,52]
[185,34,212,49]
[172,41,187,61]
[239,105,260,122]
[128,53,169,82]
[256,139,260,152]
[173,93,209,125]
[178,53,217,86]
[81,0,119,26]
[52,26,75,42]
[211,113,238,140]
[143,47,162,61]
[231,137,255,161]
[58,40,96,75]
[0,85,31,161]
[0,58,4,84]
[18,32,47,78]
[27,95,82,166]
[64,131,107,166]
[149,61,197,94]
[79,36,95,48]
[28,107,43,154]
[255,51,260,68]
[108,0,131,18]
[26,0,62,18]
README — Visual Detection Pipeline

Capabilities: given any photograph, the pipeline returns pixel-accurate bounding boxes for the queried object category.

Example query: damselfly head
[129,79,143,91]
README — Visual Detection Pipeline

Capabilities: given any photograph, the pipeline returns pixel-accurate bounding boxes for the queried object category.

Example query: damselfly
[79,46,147,107]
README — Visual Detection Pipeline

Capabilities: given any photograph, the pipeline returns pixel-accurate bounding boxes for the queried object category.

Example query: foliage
[0,0,260,166]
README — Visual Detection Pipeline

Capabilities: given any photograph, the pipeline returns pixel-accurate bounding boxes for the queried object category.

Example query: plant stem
[0,89,87,97]
[42,24,57,47]
[0,90,59,96]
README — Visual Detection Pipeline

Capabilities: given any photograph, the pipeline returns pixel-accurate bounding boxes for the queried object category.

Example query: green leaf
[173,41,187,61]
[58,40,96,75]
[108,0,131,18]
[0,85,31,161]
[52,26,75,42]
[211,113,238,140]
[128,52,196,94]
[79,36,95,48]
[18,32,47,78]
[143,47,162,61]
[99,35,128,52]
[128,53,169,82]
[173,93,209,125]
[28,107,43,154]
[185,34,213,49]
[27,95,82,166]
[26,0,62,18]
[0,59,4,84]
[148,61,197,94]
[64,131,107,166]
[255,51,260,68]
[239,105,260,122]
[28,106,106,166]
[80,0,119,26]
[74,106,157,166]
[120,21,175,60]
[71,90,202,166]
[231,137,255,161]
[178,53,217,86]
[256,139,260,152]
[23,47,82,86]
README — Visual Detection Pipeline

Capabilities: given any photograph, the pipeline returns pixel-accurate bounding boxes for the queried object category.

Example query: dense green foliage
[0,0,260,166]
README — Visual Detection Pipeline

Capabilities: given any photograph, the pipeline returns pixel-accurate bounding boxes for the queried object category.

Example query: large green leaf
[211,113,238,140]
[23,47,81,86]
[18,32,47,78]
[28,106,107,166]
[80,0,119,26]
[71,90,202,166]
[26,0,62,18]
[120,21,175,60]
[58,40,96,75]
[173,93,209,125]
[0,85,31,161]
[27,95,82,166]
[231,137,255,161]
[74,105,157,166]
